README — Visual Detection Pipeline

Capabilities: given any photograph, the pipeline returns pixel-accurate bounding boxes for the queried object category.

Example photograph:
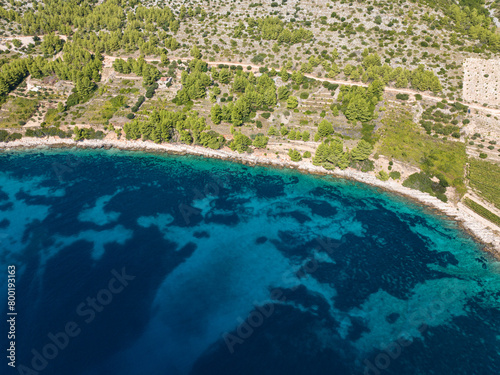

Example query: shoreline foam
[2,137,499,259]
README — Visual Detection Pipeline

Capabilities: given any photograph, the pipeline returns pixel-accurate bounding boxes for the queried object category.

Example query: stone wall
[463,58,500,106]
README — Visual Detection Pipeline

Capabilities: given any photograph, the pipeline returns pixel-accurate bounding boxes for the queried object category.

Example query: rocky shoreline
[2,137,500,259]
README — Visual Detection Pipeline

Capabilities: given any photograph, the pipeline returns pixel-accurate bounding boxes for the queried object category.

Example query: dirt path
[163,57,500,115]
[52,49,500,116]
[17,32,498,114]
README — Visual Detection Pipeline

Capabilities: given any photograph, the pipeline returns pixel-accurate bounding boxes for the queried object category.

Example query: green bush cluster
[113,57,161,87]
[131,96,145,113]
[211,72,277,126]
[379,110,466,195]
[468,159,500,209]
[145,82,158,99]
[463,198,500,227]
[338,80,384,123]
[0,130,22,142]
[245,16,313,45]
[402,172,448,202]
[313,138,372,170]
[74,126,104,141]
[252,134,268,148]
[174,59,210,105]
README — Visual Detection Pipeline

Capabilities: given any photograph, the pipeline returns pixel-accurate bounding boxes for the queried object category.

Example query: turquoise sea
[0,149,499,375]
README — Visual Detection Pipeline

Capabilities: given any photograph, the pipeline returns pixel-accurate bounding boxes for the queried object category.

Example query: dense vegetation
[403,172,449,202]
[463,198,500,226]
[313,138,372,170]
[378,109,467,194]
[123,110,225,149]
[468,159,500,209]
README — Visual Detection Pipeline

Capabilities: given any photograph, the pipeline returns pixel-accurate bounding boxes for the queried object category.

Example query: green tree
[291,71,304,84]
[362,53,381,69]
[75,77,96,99]
[180,130,193,144]
[327,63,340,78]
[288,149,302,162]
[190,45,202,59]
[230,132,252,152]
[312,138,348,170]
[317,119,334,137]
[211,104,222,124]
[268,126,278,136]
[350,140,373,161]
[253,134,269,148]
[218,68,231,84]
[280,66,289,81]
[278,86,290,100]
[287,96,298,109]
[301,131,310,141]
[41,33,64,55]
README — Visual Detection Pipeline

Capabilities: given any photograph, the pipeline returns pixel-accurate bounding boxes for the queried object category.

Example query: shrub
[299,92,309,99]
[396,93,409,100]
[145,83,158,99]
[389,171,401,180]
[261,112,271,119]
[377,170,390,181]
[131,96,145,112]
[126,113,135,119]
[303,151,311,158]
[402,172,447,201]
[0,131,22,142]
[479,153,487,159]
[415,94,422,100]
[251,54,266,64]
[322,82,339,91]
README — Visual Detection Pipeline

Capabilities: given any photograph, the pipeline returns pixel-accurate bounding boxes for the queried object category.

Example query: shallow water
[0,149,499,375]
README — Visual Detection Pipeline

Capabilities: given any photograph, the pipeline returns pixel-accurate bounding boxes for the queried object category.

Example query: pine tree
[286,96,298,109]
[190,45,202,59]
[280,66,290,82]
[351,140,373,161]
[211,104,222,124]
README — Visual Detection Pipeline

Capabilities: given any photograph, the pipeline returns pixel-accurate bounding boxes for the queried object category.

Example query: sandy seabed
[2,136,499,259]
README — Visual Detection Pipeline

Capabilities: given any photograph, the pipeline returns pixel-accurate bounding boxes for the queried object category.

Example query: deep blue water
[0,149,499,375]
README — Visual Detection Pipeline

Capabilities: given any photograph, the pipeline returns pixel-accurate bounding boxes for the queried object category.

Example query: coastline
[2,136,500,259]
